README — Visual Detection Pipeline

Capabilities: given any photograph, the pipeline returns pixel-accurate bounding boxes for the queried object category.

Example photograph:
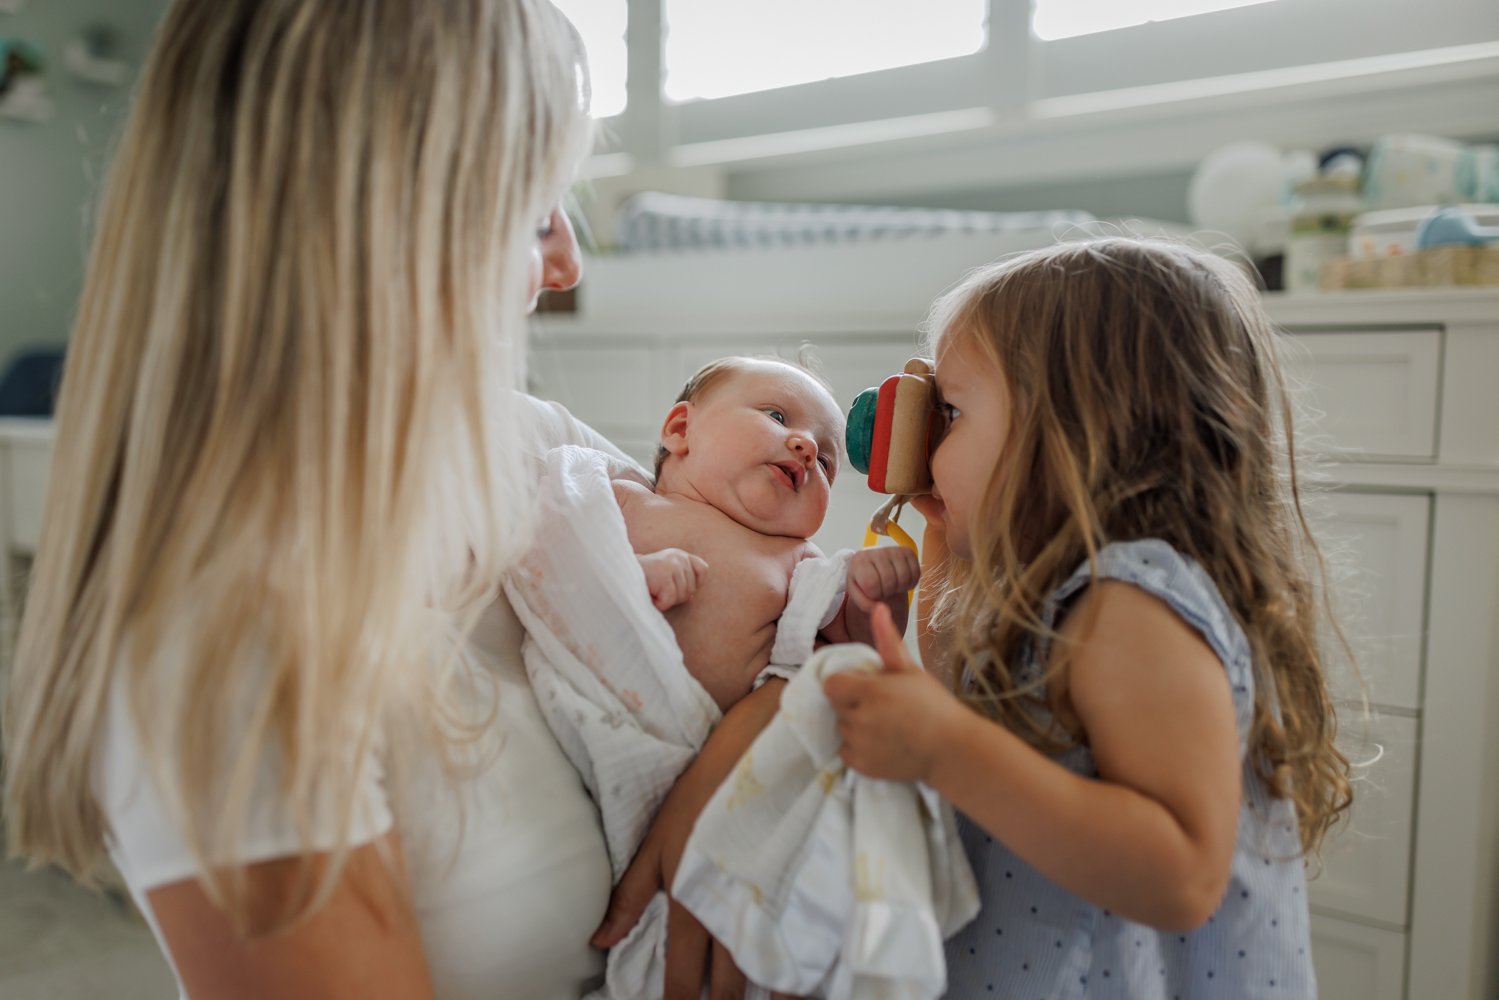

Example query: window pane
[1033,0,1286,41]
[664,0,986,104]
[553,0,628,118]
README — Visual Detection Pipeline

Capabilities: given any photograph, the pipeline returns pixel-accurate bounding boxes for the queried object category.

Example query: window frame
[585,0,1499,193]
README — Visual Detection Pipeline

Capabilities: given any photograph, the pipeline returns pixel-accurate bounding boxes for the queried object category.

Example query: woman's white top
[95,396,641,1000]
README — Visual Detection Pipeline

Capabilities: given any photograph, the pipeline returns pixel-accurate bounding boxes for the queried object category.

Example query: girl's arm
[826,587,1241,931]
[148,833,436,999]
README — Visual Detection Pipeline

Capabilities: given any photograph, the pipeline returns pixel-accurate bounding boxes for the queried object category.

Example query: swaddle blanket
[674,644,980,999]
[503,445,853,999]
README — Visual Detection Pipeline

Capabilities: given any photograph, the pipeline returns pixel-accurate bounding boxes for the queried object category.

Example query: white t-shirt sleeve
[97,671,394,892]
[516,392,651,485]
[97,394,629,895]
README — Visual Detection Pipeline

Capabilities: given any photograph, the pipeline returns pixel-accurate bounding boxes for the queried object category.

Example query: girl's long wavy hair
[2,0,590,935]
[926,238,1352,858]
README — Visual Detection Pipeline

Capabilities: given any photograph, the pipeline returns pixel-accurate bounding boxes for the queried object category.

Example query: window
[561,0,1499,196]
[662,0,986,103]
[1032,0,1285,41]
[552,0,628,118]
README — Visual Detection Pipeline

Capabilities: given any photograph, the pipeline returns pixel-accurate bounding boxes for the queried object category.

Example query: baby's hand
[847,545,920,613]
[638,548,708,612]
[842,545,921,645]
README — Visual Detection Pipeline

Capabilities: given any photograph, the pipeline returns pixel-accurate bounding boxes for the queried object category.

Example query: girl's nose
[541,209,581,292]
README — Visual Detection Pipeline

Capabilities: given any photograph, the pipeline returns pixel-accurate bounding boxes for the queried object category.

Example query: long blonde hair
[927,238,1352,857]
[3,0,590,933]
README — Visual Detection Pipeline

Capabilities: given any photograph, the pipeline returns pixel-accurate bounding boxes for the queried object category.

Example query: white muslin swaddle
[503,445,976,999]
[673,645,980,1000]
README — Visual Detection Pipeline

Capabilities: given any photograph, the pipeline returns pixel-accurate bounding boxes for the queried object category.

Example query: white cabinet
[1310,913,1408,1000]
[1282,330,1441,461]
[1308,712,1418,927]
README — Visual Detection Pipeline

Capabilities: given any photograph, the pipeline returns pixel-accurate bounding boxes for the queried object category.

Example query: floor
[0,851,176,1000]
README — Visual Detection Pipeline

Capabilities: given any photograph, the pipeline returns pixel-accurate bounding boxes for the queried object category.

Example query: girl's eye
[939,402,960,421]
[764,409,786,424]
[536,211,556,240]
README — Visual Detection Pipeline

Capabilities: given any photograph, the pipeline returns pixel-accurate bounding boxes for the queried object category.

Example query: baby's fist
[847,545,921,612]
[638,548,708,612]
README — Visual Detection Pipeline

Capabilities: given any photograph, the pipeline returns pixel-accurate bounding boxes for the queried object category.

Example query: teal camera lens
[846,387,878,476]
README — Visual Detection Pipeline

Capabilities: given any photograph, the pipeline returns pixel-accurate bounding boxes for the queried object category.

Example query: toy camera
[845,358,942,495]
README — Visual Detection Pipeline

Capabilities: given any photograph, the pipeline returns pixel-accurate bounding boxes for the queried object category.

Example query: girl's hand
[907,494,951,567]
[906,494,957,679]
[822,603,969,783]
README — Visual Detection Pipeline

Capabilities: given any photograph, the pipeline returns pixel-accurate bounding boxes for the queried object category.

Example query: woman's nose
[541,209,581,292]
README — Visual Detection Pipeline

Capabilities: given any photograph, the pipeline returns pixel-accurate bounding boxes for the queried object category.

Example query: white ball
[1187,141,1287,250]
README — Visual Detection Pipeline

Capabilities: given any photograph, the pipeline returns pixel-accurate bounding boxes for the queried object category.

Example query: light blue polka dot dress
[943,539,1316,999]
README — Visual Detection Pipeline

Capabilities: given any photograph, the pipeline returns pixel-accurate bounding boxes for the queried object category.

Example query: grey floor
[0,853,176,1000]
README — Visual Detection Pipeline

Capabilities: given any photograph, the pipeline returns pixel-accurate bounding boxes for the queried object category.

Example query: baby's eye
[939,402,960,421]
[764,408,786,424]
[817,454,832,473]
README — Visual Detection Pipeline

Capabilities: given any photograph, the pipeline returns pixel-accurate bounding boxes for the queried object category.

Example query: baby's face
[677,362,843,539]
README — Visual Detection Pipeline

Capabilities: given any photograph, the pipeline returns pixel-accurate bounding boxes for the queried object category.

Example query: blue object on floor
[0,347,66,417]
[1416,206,1499,249]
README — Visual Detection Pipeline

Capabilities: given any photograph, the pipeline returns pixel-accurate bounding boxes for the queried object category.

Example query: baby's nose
[790,435,817,463]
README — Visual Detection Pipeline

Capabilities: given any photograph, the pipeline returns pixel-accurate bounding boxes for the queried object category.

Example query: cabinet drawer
[529,342,663,433]
[1309,712,1417,926]
[1282,330,1440,461]
[1310,913,1407,1000]
[1315,492,1430,711]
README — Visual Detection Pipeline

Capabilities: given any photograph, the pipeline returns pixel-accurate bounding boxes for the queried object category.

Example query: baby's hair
[924,237,1352,859]
[652,347,836,481]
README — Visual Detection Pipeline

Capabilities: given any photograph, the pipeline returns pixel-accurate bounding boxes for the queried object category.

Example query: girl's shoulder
[1046,539,1253,698]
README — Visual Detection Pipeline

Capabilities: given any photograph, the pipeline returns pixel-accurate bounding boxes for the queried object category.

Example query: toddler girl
[824,238,1352,998]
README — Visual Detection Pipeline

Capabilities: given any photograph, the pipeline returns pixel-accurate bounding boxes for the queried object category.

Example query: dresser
[1,287,1496,999]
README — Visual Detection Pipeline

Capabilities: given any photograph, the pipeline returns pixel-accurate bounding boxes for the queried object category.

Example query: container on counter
[1285,176,1361,293]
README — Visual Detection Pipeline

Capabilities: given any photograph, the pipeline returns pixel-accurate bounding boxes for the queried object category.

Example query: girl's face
[929,331,1010,561]
[526,206,581,313]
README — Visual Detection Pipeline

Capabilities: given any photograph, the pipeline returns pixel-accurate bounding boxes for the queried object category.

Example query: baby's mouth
[770,462,802,491]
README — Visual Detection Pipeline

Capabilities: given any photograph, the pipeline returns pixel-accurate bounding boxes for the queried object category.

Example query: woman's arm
[148,834,434,1000]
[827,588,1242,931]
[593,678,786,999]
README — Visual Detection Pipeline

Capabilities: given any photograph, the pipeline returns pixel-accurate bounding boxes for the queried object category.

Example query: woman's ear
[660,401,691,458]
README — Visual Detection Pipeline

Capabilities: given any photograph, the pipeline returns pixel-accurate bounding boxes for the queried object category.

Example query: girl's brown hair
[925,238,1352,857]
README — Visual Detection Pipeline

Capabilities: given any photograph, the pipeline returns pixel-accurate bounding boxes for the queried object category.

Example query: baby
[614,356,919,710]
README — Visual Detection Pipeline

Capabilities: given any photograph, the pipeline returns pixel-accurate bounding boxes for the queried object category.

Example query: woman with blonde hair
[3,1,769,996]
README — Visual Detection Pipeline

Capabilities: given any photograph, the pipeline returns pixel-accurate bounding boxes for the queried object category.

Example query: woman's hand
[822,603,968,784]
[592,680,786,999]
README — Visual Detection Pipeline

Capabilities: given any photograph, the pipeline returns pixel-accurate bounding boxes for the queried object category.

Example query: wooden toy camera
[845,358,942,495]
